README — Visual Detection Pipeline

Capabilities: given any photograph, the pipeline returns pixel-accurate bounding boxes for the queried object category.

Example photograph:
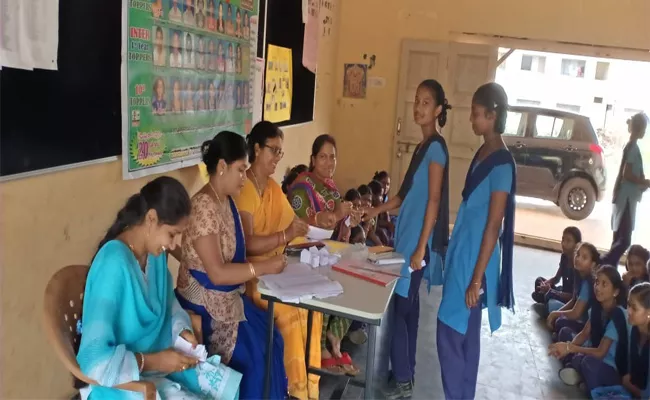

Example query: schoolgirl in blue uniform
[547,242,600,337]
[622,282,650,398]
[548,265,628,394]
[365,79,451,399]
[436,82,516,400]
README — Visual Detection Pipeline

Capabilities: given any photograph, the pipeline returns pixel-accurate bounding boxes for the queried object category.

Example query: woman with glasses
[233,121,321,400]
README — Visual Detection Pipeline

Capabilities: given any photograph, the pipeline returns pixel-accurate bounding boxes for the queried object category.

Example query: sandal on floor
[335,352,360,376]
[321,357,345,375]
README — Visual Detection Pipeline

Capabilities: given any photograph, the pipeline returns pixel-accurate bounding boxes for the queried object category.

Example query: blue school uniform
[436,147,516,400]
[394,138,448,297]
[628,325,649,394]
[612,142,644,232]
[389,134,450,385]
[587,307,627,370]
[566,305,629,394]
[604,141,645,266]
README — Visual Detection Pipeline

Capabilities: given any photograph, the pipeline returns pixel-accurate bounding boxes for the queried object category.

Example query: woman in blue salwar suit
[437,82,517,400]
[77,177,242,400]
[365,79,451,400]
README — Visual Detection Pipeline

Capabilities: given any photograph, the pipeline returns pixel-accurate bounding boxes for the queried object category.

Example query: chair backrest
[42,265,97,387]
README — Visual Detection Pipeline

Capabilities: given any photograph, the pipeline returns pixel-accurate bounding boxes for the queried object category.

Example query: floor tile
[319,246,586,399]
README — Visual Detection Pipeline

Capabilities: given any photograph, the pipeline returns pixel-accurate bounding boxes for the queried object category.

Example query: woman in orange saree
[234,121,320,400]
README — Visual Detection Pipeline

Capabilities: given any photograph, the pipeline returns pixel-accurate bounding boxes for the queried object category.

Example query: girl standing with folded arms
[365,79,451,399]
[436,82,516,400]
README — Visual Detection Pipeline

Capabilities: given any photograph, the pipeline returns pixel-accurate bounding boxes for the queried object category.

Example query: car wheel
[558,177,596,221]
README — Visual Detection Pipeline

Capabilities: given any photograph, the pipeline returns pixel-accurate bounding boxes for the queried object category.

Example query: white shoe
[559,367,581,386]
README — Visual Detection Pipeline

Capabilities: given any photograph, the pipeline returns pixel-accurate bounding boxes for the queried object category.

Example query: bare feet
[326,330,343,358]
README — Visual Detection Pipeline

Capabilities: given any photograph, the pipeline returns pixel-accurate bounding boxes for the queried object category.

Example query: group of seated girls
[531,226,650,398]
[77,123,391,400]
[280,140,396,375]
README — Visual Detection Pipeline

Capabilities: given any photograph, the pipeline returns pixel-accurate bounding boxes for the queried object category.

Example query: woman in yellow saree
[234,121,319,400]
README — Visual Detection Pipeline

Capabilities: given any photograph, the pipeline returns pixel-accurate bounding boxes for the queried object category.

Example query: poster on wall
[343,63,367,99]
[122,0,258,179]
[263,45,292,123]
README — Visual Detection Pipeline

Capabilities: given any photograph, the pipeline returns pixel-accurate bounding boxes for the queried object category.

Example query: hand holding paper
[306,225,334,241]
[174,336,208,362]
[407,260,427,274]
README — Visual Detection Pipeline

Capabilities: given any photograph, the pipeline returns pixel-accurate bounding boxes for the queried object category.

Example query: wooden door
[391,40,497,218]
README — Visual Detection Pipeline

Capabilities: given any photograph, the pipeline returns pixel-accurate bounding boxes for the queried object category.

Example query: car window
[503,111,527,137]
[534,115,575,140]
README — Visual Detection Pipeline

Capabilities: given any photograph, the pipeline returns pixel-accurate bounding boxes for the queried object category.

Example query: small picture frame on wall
[343,63,367,99]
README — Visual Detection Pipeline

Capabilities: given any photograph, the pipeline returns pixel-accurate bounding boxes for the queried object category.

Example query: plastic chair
[42,265,156,399]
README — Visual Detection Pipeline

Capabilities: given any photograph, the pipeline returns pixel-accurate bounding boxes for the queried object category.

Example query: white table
[259,262,397,400]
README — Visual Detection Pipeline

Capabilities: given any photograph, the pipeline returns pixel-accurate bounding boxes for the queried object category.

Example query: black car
[503,106,607,220]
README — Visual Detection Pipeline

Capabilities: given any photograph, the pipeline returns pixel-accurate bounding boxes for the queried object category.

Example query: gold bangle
[248,262,256,277]
[282,229,287,243]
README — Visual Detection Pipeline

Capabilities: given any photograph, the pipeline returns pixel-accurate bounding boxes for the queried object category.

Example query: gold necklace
[250,170,263,197]
[208,182,224,207]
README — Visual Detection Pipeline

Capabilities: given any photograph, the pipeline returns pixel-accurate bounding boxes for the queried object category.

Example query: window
[534,116,575,139]
[516,99,541,106]
[520,55,546,73]
[259,0,315,125]
[497,51,507,71]
[503,111,527,137]
[593,97,603,104]
[560,59,586,78]
[595,61,610,80]
[556,103,581,113]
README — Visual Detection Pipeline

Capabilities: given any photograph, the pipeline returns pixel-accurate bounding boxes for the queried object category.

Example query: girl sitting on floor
[547,241,600,337]
[533,226,582,315]
[622,282,650,398]
[548,265,628,393]
[623,245,650,290]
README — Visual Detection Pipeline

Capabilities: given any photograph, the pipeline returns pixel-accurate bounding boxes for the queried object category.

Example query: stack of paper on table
[332,259,403,287]
[258,263,343,303]
[367,251,406,265]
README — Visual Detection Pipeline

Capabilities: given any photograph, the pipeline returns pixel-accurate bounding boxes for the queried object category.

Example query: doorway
[495,48,650,251]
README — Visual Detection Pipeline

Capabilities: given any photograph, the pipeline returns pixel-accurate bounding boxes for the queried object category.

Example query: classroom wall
[0,4,339,398]
[330,0,650,189]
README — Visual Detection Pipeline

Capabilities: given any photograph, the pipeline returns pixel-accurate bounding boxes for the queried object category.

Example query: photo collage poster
[123,0,257,178]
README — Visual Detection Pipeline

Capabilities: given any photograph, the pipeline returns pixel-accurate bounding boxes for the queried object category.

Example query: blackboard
[261,0,315,126]
[0,0,312,178]
[0,0,122,177]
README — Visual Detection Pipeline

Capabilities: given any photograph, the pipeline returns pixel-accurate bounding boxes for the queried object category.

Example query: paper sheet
[252,57,264,124]
[301,0,319,73]
[1,0,58,70]
[306,225,334,241]
[174,336,208,362]
[259,263,343,302]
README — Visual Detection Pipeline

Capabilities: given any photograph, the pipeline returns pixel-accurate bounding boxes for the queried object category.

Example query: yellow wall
[331,0,650,189]
[0,4,339,397]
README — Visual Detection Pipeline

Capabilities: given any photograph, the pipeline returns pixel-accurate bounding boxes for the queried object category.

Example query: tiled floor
[319,246,586,399]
